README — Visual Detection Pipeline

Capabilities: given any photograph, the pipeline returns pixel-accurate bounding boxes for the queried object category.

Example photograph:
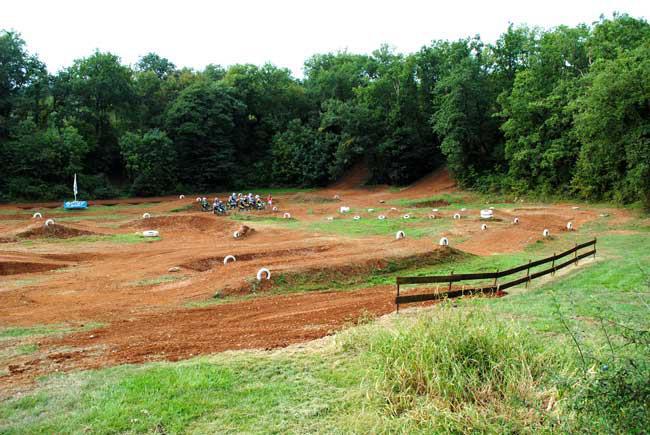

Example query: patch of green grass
[0,323,103,341]
[229,213,300,227]
[341,305,573,432]
[129,275,186,287]
[0,326,63,340]
[0,348,370,434]
[20,233,161,246]
[15,344,38,355]
[0,209,32,215]
[0,344,39,367]
[308,215,451,239]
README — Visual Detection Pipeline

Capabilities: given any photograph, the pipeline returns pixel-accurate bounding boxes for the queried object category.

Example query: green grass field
[0,207,648,433]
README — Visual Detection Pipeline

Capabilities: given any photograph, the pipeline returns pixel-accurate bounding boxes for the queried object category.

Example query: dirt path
[0,286,400,395]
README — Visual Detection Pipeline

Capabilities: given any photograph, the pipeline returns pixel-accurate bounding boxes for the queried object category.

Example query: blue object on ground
[64,200,88,210]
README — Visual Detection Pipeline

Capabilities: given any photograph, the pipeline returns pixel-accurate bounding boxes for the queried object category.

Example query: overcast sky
[3,0,649,77]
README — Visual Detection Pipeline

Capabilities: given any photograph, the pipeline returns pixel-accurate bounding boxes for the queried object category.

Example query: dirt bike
[213,204,227,216]
[200,201,211,212]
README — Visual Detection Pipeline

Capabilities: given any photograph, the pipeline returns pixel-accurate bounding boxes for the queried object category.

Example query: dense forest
[1,13,648,206]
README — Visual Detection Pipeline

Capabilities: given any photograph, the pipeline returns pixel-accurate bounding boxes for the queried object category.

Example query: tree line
[0,13,648,206]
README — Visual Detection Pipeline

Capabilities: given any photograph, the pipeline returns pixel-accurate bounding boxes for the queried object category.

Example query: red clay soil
[122,215,231,232]
[329,161,371,190]
[0,169,621,395]
[456,208,599,255]
[0,261,63,276]
[401,168,457,196]
[4,287,396,379]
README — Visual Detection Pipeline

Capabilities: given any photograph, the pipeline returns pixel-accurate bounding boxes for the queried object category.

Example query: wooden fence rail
[395,238,596,312]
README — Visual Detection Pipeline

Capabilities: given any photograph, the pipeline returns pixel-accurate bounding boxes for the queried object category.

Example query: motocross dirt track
[0,168,617,394]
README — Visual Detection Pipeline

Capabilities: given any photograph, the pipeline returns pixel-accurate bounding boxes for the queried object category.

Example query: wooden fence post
[525,260,531,288]
[448,270,454,296]
[552,253,556,276]
[594,238,597,259]
[574,242,578,266]
[493,269,499,294]
[396,280,400,314]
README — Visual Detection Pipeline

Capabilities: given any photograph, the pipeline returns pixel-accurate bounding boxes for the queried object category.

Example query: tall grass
[343,304,570,432]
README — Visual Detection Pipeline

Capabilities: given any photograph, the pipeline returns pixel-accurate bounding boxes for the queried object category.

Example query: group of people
[201,193,273,215]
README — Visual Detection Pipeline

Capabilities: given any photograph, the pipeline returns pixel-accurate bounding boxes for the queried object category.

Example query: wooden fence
[395,238,597,312]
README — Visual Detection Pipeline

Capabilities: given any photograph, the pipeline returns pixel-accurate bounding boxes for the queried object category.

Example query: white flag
[73,173,78,200]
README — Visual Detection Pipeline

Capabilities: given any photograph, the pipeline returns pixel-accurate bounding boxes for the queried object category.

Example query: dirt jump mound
[16,223,96,240]
[404,167,456,195]
[123,215,228,232]
[0,261,63,276]
[233,225,254,239]
[412,199,451,208]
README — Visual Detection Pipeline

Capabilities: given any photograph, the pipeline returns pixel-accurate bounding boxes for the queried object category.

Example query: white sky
[3,0,649,77]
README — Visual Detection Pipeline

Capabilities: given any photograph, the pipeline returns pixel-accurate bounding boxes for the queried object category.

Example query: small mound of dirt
[412,199,450,208]
[218,247,466,295]
[0,261,63,276]
[123,215,226,232]
[181,245,333,272]
[17,224,96,240]
[404,167,456,194]
[236,225,254,238]
[41,253,99,262]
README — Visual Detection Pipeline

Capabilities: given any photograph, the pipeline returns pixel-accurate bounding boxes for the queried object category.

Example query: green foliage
[1,14,649,204]
[570,318,650,433]
[572,42,650,206]
[57,51,136,173]
[433,39,503,186]
[358,46,441,184]
[1,116,89,200]
[119,129,177,195]
[303,51,373,102]
[499,25,590,195]
[271,119,335,185]
[164,81,245,190]
[0,30,46,139]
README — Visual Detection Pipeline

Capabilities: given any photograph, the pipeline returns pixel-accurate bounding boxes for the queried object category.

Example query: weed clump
[345,305,568,431]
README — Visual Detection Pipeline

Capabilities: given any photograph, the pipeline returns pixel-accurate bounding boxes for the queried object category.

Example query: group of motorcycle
[198,196,266,216]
